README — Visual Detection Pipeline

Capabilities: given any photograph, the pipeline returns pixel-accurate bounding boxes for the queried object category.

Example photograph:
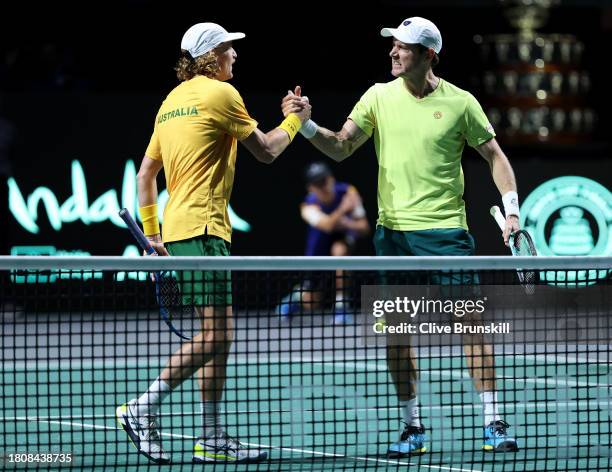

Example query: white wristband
[299,119,318,139]
[502,191,520,218]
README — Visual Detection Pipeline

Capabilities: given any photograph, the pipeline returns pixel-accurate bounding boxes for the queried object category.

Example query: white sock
[201,401,224,438]
[290,285,304,303]
[399,397,422,428]
[136,377,172,416]
[480,391,501,425]
[335,292,348,309]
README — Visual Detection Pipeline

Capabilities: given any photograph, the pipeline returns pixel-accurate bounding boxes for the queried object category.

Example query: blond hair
[174,50,219,81]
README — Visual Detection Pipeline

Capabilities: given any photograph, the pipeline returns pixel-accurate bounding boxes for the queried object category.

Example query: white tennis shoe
[116,399,170,464]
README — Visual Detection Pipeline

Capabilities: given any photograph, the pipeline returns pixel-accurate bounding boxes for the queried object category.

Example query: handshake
[281,86,318,139]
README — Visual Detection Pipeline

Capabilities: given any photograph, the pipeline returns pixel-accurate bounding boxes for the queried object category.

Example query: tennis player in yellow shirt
[116,22,310,464]
[283,16,519,457]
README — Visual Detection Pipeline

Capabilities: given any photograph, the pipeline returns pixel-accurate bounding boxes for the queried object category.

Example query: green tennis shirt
[349,78,495,231]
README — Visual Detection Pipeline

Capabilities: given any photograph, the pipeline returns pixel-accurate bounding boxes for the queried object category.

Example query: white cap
[380,17,442,54]
[181,23,245,58]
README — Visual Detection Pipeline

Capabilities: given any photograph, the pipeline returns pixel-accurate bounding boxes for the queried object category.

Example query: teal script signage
[8,159,252,283]
[8,159,251,234]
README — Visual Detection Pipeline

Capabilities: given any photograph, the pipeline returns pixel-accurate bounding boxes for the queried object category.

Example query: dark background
[2,0,611,256]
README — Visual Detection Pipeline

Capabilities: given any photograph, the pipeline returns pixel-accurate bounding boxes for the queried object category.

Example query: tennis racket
[118,208,192,340]
[490,205,538,293]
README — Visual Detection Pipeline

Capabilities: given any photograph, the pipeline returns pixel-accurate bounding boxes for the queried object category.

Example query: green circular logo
[521,176,612,284]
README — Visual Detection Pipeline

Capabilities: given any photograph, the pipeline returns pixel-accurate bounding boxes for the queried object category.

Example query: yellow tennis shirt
[349,78,495,231]
[145,76,257,243]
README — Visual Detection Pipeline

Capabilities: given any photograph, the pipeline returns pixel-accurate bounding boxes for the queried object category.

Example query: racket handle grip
[490,205,507,231]
[119,208,158,256]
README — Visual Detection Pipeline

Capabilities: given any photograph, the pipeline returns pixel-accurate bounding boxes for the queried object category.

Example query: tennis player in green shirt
[282,16,520,456]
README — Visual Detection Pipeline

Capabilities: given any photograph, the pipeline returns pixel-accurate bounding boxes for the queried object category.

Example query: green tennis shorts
[373,226,478,286]
[166,235,232,307]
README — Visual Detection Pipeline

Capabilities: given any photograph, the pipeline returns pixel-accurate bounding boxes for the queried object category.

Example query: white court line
[325,360,612,389]
[10,417,481,472]
[3,399,611,422]
[519,352,610,364]
[3,349,610,370]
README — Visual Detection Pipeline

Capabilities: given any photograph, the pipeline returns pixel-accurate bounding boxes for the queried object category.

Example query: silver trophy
[475,0,595,144]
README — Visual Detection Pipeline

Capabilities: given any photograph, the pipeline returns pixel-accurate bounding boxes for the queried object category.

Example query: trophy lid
[500,0,561,39]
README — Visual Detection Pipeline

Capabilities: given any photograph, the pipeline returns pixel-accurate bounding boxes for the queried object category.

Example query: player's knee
[222,325,234,345]
[386,345,414,362]
[201,315,234,343]
[202,328,233,352]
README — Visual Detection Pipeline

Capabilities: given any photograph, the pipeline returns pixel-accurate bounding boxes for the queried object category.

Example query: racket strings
[512,231,538,291]
[513,232,536,257]
[157,271,183,310]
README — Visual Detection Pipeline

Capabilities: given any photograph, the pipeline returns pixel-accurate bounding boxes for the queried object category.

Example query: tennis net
[1,256,611,471]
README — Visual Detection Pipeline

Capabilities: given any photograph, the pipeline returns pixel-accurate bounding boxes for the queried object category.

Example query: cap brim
[380,27,396,38]
[224,32,245,42]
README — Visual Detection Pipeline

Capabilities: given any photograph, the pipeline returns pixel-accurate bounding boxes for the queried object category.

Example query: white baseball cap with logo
[380,17,442,54]
[181,23,245,58]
